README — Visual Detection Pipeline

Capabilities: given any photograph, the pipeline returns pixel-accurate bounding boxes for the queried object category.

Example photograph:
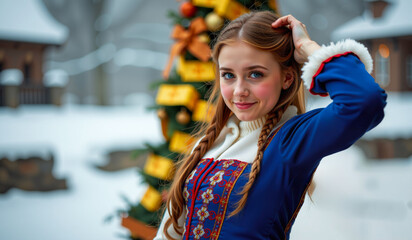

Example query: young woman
[154,11,387,240]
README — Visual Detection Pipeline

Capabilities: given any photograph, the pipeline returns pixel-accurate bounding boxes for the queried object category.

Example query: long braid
[164,98,231,239]
[228,104,289,217]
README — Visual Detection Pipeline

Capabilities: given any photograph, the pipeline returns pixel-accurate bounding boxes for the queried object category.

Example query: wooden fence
[0,84,51,106]
[0,86,4,106]
[19,84,51,105]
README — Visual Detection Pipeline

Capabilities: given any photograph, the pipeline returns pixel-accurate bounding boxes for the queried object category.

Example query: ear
[282,69,294,90]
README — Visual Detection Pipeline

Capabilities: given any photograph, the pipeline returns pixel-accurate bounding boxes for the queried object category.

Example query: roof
[0,0,68,45]
[331,0,412,41]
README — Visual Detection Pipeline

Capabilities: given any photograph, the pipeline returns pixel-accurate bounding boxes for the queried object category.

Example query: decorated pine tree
[120,1,279,239]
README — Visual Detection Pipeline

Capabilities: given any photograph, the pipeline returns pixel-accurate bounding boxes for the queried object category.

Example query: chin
[235,114,257,122]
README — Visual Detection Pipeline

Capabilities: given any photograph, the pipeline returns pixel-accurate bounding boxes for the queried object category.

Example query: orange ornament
[180,2,197,18]
[163,18,211,79]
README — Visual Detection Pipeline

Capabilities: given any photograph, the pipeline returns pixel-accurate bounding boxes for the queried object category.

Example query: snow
[43,69,69,87]
[331,0,412,41]
[307,92,412,139]
[0,104,162,240]
[364,92,412,139]
[0,0,68,45]
[292,147,412,240]
[0,69,23,86]
[44,44,168,76]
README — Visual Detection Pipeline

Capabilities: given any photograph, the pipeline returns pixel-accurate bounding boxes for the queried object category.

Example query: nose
[233,79,249,97]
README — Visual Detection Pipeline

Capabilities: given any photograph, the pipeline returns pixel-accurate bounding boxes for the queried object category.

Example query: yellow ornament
[214,0,249,20]
[156,84,199,111]
[140,186,162,212]
[205,12,224,32]
[169,131,196,154]
[193,0,217,8]
[144,154,175,180]
[192,100,215,122]
[177,56,215,82]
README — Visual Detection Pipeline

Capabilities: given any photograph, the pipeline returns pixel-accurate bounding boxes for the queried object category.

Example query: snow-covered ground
[0,103,162,240]
[292,147,412,240]
[0,95,411,240]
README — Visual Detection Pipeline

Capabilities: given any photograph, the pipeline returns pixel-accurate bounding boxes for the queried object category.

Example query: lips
[234,102,255,110]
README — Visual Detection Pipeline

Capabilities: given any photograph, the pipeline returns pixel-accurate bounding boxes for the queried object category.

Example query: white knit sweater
[202,105,298,163]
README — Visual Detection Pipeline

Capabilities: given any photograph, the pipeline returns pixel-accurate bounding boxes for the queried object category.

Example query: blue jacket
[156,40,387,240]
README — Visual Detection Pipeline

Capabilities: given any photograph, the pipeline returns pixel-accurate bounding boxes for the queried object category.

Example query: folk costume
[154,39,387,240]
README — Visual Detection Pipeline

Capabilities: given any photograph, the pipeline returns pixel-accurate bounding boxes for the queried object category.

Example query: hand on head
[272,15,320,64]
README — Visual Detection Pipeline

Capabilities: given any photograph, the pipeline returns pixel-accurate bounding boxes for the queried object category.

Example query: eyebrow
[219,65,269,71]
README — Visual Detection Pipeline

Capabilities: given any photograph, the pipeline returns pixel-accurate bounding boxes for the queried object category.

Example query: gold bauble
[198,33,210,44]
[176,109,191,125]
[205,12,224,32]
[157,108,168,120]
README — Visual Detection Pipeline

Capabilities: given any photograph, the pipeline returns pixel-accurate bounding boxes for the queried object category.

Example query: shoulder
[263,108,322,153]
[277,108,324,139]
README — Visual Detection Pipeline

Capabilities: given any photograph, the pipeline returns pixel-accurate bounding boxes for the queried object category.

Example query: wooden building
[0,0,68,107]
[333,0,412,92]
[332,0,412,159]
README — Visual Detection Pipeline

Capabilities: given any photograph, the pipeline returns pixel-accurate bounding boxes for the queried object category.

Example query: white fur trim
[301,39,373,91]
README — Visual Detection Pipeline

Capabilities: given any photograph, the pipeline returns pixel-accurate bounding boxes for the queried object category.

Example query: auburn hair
[163,11,306,239]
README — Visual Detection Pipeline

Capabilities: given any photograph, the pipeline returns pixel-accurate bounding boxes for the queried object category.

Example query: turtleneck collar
[202,105,298,162]
[236,105,298,138]
[239,116,266,137]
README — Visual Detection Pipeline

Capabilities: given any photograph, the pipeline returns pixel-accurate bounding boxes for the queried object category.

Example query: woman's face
[218,41,292,121]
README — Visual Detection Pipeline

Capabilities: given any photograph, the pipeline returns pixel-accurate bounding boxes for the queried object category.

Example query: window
[23,63,31,84]
[407,55,412,87]
[375,44,390,87]
[0,50,4,73]
[23,52,33,84]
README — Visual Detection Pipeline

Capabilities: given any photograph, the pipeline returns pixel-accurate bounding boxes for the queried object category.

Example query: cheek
[220,83,232,101]
[254,82,279,99]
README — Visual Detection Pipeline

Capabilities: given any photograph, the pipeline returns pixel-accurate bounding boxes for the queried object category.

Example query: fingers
[271,15,293,28]
[271,15,304,29]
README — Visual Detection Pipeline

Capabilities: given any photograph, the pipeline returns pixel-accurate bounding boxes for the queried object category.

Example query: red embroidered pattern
[210,161,247,239]
[183,159,248,240]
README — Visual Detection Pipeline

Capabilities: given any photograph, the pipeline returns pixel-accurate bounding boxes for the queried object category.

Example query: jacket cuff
[301,39,373,96]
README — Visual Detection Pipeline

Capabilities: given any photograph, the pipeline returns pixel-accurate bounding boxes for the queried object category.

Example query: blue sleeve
[277,53,387,176]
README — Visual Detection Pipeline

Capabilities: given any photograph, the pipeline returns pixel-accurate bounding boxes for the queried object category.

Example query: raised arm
[271,15,387,175]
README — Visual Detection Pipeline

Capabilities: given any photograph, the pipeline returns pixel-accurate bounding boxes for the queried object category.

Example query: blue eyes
[250,71,263,79]
[222,72,235,79]
[221,71,263,80]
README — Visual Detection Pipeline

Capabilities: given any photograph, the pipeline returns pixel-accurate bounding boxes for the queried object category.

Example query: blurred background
[0,0,411,239]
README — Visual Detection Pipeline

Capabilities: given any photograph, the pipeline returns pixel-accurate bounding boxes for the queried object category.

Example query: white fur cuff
[301,39,373,91]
